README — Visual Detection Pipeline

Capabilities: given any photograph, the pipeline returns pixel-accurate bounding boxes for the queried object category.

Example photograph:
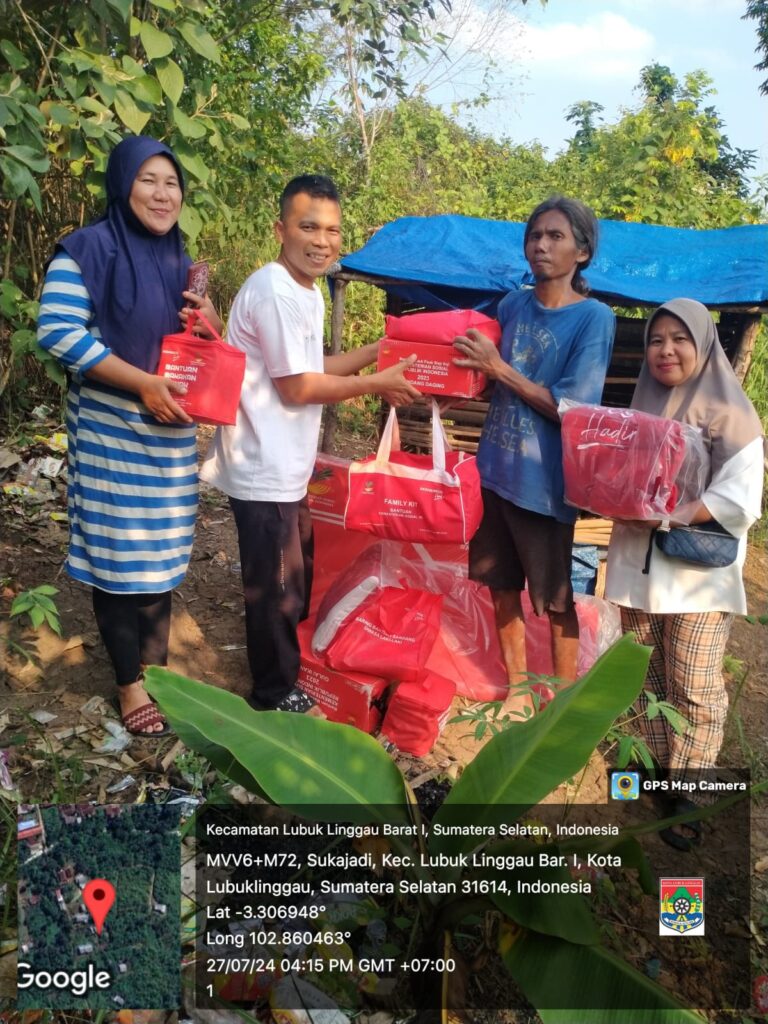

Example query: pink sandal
[119,701,172,737]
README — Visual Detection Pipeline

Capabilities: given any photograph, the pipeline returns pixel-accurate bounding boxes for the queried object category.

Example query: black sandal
[250,687,322,715]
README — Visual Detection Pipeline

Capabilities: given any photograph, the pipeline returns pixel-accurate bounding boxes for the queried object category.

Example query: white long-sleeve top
[605,435,764,615]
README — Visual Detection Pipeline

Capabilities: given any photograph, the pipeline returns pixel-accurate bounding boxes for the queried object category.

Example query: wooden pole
[321,277,347,453]
[731,314,762,384]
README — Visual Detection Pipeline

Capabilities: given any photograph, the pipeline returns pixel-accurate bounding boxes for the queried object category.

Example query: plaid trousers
[621,607,734,775]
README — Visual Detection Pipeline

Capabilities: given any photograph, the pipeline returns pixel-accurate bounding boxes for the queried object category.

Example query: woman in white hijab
[605,299,763,849]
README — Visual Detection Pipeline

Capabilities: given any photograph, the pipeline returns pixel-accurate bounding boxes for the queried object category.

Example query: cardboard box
[297,619,389,733]
[377,338,487,398]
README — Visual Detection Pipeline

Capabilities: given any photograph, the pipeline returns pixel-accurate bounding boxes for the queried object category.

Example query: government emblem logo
[659,877,704,935]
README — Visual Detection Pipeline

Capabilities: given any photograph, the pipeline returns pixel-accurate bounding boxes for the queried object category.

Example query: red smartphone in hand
[186,260,209,296]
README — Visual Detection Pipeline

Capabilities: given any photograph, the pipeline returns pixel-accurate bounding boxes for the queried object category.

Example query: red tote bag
[157,309,245,426]
[344,400,483,544]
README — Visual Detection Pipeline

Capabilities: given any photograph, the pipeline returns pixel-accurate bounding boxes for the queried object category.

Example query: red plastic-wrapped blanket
[561,404,708,521]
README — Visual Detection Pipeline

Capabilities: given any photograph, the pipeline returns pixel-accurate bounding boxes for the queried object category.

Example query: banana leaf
[144,668,410,824]
[431,635,651,857]
[503,930,706,1022]
[487,856,600,945]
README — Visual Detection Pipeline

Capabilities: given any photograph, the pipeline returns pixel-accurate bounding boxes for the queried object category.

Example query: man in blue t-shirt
[454,196,615,716]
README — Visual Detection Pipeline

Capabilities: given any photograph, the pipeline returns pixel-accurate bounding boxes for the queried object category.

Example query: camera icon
[611,771,640,800]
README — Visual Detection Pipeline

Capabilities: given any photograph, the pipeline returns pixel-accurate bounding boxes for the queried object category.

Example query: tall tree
[743,0,768,94]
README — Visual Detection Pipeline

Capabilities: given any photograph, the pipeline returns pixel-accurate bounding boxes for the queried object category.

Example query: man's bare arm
[273,355,420,407]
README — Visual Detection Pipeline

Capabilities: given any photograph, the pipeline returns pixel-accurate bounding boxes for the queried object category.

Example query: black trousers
[229,495,314,708]
[91,588,172,686]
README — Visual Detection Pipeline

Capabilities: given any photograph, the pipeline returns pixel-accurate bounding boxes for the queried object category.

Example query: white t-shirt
[605,435,764,615]
[200,262,324,502]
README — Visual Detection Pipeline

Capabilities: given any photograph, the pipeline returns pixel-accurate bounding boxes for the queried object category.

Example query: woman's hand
[452,328,504,378]
[138,374,193,424]
[179,291,223,337]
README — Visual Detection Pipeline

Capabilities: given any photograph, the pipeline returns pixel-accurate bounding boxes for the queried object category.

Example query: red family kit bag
[156,309,245,426]
[385,309,501,346]
[344,400,483,544]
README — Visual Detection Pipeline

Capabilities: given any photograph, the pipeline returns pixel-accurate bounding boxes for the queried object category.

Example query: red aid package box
[385,309,501,346]
[157,310,245,426]
[297,619,388,733]
[377,338,492,398]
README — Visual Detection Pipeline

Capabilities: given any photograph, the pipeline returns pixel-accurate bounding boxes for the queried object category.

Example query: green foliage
[144,665,412,816]
[558,65,759,224]
[450,674,565,740]
[743,0,768,95]
[1,10,762,429]
[641,689,690,734]
[502,932,705,1021]
[10,584,61,635]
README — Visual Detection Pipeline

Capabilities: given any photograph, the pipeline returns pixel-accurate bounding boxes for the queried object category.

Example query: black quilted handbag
[654,520,738,568]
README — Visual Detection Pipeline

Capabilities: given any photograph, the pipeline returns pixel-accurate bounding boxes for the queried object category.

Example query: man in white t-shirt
[201,175,419,712]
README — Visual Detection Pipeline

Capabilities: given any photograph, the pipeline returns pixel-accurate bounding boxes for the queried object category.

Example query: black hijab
[59,135,191,372]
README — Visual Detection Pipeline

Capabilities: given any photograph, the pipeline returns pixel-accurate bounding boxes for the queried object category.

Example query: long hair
[524,196,598,295]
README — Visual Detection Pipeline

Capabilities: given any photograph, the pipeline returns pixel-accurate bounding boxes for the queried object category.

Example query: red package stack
[377,338,490,398]
[157,309,245,426]
[561,404,708,520]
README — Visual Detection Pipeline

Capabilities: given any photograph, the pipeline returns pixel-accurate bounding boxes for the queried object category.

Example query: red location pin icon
[82,879,116,935]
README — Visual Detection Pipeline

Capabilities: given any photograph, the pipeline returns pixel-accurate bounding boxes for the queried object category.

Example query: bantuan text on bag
[157,309,245,426]
[345,400,482,544]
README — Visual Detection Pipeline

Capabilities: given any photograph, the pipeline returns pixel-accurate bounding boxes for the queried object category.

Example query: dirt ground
[1,422,767,1021]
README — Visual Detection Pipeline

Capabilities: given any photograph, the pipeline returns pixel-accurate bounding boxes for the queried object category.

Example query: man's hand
[179,291,223,337]
[372,355,420,407]
[453,328,503,377]
[138,375,193,424]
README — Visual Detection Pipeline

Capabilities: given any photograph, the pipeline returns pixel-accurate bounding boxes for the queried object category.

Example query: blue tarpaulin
[339,215,768,310]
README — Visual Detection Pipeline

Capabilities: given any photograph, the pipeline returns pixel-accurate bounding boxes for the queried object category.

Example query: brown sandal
[119,701,172,737]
